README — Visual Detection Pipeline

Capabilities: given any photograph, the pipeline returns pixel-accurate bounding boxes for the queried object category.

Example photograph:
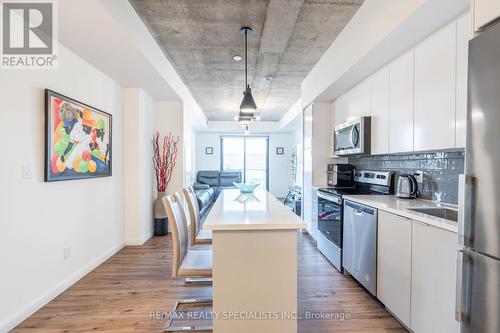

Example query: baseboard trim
[1,242,125,333]
[125,230,153,246]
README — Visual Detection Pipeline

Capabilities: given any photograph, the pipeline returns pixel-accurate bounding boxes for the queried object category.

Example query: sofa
[193,170,242,217]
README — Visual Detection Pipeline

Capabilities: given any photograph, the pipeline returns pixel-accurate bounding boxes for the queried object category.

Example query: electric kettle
[396,174,419,199]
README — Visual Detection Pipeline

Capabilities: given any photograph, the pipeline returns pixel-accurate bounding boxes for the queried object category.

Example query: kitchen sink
[407,207,458,222]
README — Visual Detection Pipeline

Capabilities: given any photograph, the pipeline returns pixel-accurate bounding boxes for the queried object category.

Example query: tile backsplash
[348,150,464,204]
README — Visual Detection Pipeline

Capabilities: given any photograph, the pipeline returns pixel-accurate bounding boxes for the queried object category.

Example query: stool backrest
[162,193,188,277]
[183,186,200,246]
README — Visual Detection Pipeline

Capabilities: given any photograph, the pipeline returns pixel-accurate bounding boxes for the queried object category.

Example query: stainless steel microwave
[333,117,371,156]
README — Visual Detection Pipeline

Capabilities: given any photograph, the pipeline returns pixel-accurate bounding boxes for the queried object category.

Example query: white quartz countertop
[342,195,459,233]
[203,189,306,231]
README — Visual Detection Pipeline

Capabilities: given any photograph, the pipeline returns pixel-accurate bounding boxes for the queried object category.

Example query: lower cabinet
[377,211,411,327]
[377,210,459,332]
[411,220,459,333]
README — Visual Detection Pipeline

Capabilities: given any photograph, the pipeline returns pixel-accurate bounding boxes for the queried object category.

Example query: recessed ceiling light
[232,55,242,61]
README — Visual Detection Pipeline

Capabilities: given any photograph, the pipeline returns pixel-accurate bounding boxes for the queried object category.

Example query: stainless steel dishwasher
[343,200,377,296]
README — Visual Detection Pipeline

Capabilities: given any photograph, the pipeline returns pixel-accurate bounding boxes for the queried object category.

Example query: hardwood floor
[13,233,406,333]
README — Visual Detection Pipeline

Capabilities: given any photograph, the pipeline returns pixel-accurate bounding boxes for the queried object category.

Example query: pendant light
[238,27,257,123]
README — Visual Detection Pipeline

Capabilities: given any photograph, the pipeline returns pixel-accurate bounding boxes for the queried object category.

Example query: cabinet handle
[455,250,464,322]
[352,209,363,216]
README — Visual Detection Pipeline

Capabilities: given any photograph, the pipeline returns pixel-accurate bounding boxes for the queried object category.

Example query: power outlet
[63,246,71,260]
[415,170,424,183]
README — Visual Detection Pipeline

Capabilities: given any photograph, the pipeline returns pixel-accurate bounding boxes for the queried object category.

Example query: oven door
[317,192,342,249]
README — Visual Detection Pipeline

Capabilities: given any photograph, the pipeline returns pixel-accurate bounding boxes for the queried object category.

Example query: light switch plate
[64,247,71,260]
[22,163,33,179]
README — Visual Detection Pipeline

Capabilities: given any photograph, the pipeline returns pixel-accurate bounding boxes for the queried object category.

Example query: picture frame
[44,89,112,182]
[205,147,214,155]
[276,147,284,155]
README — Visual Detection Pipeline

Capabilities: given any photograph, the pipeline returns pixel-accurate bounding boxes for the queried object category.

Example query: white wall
[0,43,124,332]
[123,88,156,245]
[194,133,295,198]
[195,133,221,171]
[156,101,185,196]
[268,134,295,198]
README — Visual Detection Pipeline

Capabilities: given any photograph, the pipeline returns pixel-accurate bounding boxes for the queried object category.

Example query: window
[221,136,269,190]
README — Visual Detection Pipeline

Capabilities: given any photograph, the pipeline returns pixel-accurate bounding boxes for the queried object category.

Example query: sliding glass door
[221,136,269,190]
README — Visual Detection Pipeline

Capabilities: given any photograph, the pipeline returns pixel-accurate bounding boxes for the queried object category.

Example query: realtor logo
[1,0,57,68]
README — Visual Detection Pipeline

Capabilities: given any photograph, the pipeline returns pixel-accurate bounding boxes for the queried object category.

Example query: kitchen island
[203,189,306,333]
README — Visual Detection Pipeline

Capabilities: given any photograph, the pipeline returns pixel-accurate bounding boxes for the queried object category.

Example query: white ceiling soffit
[279,98,302,131]
[57,0,208,128]
[204,121,292,134]
[57,0,177,101]
[302,0,469,106]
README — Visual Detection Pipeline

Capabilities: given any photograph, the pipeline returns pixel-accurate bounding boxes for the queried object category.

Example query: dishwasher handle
[344,200,376,216]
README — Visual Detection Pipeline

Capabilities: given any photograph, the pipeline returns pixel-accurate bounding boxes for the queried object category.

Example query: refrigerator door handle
[458,175,466,246]
[455,250,464,322]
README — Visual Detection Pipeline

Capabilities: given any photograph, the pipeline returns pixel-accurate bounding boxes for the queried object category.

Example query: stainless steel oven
[334,117,371,156]
[317,190,343,271]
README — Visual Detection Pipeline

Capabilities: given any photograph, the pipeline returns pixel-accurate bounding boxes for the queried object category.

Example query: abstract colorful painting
[44,89,112,182]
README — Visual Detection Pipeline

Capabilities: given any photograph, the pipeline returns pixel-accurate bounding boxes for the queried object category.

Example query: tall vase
[154,191,168,236]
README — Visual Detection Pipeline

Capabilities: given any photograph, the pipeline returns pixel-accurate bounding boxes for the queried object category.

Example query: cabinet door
[474,0,500,31]
[345,79,371,121]
[389,50,414,153]
[302,148,312,233]
[310,187,318,241]
[377,211,412,327]
[329,102,336,157]
[456,14,470,148]
[411,221,459,333]
[311,103,330,186]
[370,66,390,155]
[303,105,313,149]
[334,95,347,126]
[414,22,457,151]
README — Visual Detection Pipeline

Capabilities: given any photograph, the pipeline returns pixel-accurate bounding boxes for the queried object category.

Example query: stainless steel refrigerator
[457,21,500,333]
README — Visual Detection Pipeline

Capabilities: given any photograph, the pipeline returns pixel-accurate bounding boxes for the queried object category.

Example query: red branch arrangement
[153,132,180,192]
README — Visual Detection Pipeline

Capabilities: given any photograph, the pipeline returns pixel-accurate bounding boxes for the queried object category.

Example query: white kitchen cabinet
[414,22,457,151]
[344,79,371,122]
[311,103,330,186]
[473,0,500,32]
[389,50,415,153]
[310,187,319,240]
[302,147,312,234]
[303,105,313,150]
[456,13,470,148]
[411,220,459,333]
[377,211,412,327]
[329,102,337,158]
[370,66,390,155]
[334,95,347,126]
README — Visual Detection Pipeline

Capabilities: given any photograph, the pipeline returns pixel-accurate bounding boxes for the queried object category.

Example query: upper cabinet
[414,22,457,151]
[473,0,500,32]
[456,13,471,148]
[330,14,468,155]
[370,66,390,155]
[344,79,371,122]
[389,50,415,153]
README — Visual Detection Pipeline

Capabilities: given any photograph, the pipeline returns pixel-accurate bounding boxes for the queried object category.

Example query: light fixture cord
[244,29,248,88]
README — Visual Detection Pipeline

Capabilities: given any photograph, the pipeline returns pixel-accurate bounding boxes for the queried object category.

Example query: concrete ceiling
[129,0,363,121]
